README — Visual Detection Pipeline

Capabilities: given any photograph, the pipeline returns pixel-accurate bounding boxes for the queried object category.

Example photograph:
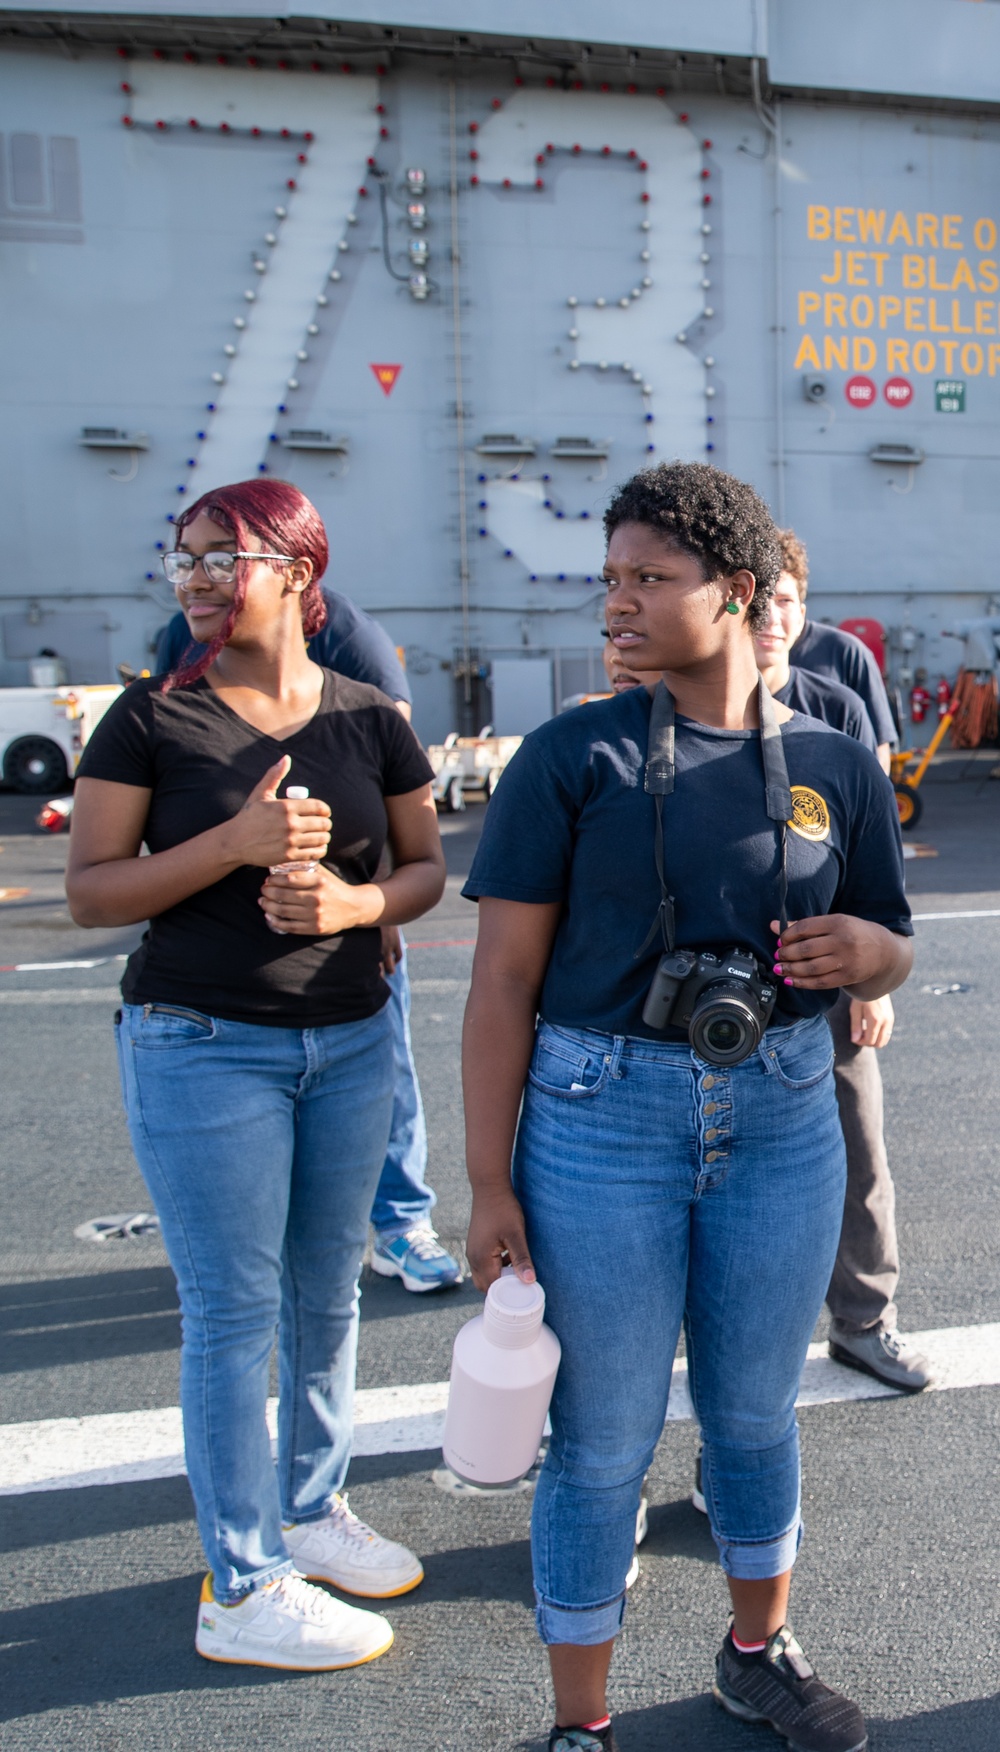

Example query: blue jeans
[115,1000,394,1603]
[513,1014,845,1647]
[370,942,435,1238]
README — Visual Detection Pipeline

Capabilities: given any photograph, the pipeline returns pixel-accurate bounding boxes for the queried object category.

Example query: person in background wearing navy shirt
[759,535,930,1392]
[156,590,463,1295]
[463,463,912,1752]
[787,538,897,772]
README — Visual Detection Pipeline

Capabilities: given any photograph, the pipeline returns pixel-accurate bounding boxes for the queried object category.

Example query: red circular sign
[845,375,877,407]
[884,377,914,407]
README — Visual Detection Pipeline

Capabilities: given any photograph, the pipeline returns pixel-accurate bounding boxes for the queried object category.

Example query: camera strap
[637,676,791,958]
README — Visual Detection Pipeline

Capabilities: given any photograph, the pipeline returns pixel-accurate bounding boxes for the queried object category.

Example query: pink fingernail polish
[772,963,782,975]
[784,976,794,986]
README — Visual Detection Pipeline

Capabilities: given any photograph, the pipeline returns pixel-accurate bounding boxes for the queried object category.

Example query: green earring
[725,600,741,614]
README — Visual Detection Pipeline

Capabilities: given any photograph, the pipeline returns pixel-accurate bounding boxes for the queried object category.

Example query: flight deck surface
[3,768,1000,1750]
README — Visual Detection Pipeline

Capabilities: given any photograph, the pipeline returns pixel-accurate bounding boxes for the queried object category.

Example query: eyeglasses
[162,550,293,586]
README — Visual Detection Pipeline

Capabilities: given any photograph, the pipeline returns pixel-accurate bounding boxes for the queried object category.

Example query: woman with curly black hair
[461,463,911,1752]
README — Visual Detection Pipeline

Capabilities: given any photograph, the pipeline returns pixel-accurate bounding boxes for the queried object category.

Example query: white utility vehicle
[427,725,523,813]
[0,684,122,792]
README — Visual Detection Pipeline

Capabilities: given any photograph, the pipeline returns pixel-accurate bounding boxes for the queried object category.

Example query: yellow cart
[890,709,954,830]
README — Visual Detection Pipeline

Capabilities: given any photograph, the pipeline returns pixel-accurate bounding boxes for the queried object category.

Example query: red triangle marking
[370,362,402,396]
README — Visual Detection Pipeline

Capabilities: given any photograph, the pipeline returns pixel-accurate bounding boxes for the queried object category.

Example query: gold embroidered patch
[788,785,831,843]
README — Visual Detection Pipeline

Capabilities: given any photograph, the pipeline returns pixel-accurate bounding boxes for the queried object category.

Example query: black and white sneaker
[548,1725,618,1752]
[713,1625,868,1752]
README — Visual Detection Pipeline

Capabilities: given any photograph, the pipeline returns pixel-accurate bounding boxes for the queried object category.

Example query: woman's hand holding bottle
[222,755,332,870]
[465,1187,536,1293]
[259,864,381,936]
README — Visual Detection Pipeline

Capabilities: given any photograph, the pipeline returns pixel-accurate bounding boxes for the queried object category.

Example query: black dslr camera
[642,947,778,1066]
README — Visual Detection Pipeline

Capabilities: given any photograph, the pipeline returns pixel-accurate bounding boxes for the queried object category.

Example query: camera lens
[704,1016,745,1054]
[689,984,763,1066]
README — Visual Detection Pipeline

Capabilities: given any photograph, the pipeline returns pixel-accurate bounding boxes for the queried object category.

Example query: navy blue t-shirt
[155,586,412,705]
[463,688,910,1041]
[776,668,877,754]
[790,620,895,747]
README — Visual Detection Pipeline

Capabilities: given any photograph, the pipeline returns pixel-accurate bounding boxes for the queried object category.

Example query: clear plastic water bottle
[442,1268,561,1487]
[270,785,318,876]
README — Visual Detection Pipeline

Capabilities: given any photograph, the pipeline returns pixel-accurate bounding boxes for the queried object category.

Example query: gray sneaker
[828,1323,932,1392]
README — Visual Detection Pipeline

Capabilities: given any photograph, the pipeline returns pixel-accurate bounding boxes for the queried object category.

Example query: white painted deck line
[2,1324,999,1497]
[911,909,1000,921]
[0,988,122,1004]
[0,980,468,1005]
[0,1381,452,1496]
[0,984,466,1005]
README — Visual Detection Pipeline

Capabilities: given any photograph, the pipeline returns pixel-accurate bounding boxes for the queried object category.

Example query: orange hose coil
[949,667,999,749]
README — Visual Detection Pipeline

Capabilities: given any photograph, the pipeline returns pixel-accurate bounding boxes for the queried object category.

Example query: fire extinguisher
[910,681,931,723]
[935,676,952,717]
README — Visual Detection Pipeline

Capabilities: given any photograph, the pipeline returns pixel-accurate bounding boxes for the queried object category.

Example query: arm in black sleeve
[851,645,897,748]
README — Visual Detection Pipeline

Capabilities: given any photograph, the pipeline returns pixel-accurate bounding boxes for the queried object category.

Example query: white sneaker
[283,1494,424,1599]
[195,1570,393,1670]
[624,1484,649,1590]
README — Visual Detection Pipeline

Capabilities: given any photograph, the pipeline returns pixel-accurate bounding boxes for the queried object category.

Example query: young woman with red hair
[67,479,446,1670]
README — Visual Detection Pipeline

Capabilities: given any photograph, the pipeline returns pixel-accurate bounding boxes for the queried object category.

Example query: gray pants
[825,990,900,1333]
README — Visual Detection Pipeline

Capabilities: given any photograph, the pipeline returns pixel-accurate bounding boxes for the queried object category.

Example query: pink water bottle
[442,1270,561,1487]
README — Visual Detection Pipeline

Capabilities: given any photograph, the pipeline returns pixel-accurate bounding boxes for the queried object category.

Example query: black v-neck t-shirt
[77,671,433,1027]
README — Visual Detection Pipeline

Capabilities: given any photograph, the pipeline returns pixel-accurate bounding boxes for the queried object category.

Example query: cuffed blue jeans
[370,941,436,1238]
[513,1014,845,1647]
[115,1000,394,1603]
